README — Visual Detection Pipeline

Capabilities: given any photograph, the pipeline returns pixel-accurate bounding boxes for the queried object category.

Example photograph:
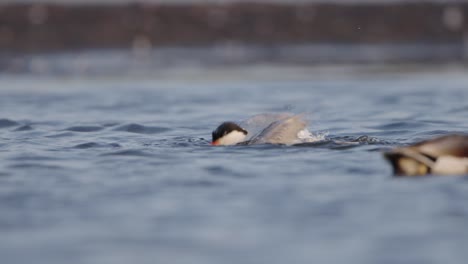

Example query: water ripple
[368,121,427,130]
[1,65,468,264]
[65,126,104,132]
[295,135,393,149]
[171,136,210,147]
[72,142,121,149]
[0,118,19,128]
[8,163,64,170]
[204,165,251,178]
[113,123,170,134]
[163,179,223,188]
[45,132,75,138]
[8,154,61,161]
[13,125,33,131]
[101,149,154,157]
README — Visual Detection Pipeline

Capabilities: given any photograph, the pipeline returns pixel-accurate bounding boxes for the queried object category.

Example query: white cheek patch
[218,130,247,145]
[432,156,468,175]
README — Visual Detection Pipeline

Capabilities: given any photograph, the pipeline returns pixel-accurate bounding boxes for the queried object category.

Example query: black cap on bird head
[212,122,248,145]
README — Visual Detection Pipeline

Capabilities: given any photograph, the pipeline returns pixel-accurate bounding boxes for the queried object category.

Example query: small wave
[448,106,468,113]
[163,179,223,188]
[113,123,170,134]
[8,163,64,170]
[65,126,104,132]
[0,118,19,128]
[72,142,121,149]
[205,165,250,178]
[295,139,358,150]
[368,121,426,130]
[145,137,210,149]
[165,137,211,147]
[101,149,153,157]
[101,122,120,127]
[332,135,393,145]
[181,137,210,146]
[13,125,33,131]
[412,130,457,138]
[295,135,393,149]
[8,154,59,161]
[73,142,99,149]
[45,132,75,138]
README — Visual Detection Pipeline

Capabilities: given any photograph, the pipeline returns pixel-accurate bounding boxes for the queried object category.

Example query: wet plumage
[384,134,468,176]
[211,113,316,146]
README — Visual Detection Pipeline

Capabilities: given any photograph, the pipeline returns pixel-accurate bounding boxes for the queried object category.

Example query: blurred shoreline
[1,1,467,63]
[4,0,468,4]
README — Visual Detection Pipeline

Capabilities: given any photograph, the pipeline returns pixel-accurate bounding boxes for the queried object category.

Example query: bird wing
[247,114,307,145]
[415,134,468,158]
[239,113,294,140]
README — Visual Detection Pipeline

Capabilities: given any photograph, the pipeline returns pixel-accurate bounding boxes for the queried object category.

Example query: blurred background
[1,0,468,74]
[2,1,468,264]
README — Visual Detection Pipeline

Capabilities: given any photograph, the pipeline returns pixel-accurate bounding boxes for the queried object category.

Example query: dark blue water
[1,62,468,264]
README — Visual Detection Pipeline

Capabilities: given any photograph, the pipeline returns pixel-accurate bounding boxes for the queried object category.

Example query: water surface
[1,62,468,264]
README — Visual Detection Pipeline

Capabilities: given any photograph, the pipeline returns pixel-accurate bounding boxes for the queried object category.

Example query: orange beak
[211,140,219,146]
